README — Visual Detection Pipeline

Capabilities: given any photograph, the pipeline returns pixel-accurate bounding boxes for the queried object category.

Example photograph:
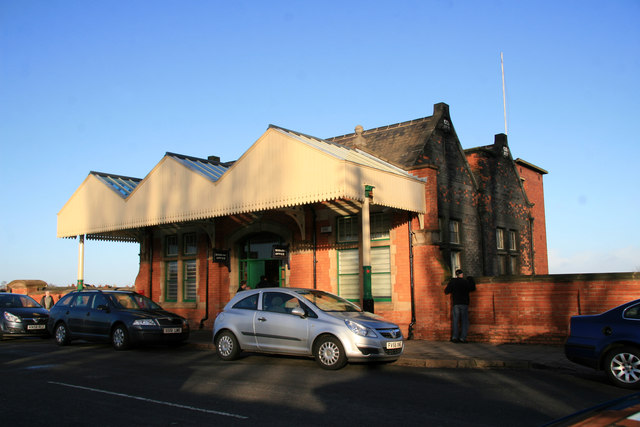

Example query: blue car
[48,290,189,350]
[565,299,640,388]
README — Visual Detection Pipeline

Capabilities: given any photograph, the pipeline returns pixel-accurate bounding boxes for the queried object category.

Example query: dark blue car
[565,299,640,388]
[48,290,189,350]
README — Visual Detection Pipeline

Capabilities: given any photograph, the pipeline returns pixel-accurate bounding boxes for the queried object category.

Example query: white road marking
[49,381,248,420]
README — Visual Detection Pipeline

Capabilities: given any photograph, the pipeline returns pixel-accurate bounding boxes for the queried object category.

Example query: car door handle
[257,317,267,322]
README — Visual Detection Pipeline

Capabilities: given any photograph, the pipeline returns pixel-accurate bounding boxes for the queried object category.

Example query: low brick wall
[417,272,640,344]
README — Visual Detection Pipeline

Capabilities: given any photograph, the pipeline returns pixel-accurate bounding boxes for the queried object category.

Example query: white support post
[77,235,85,290]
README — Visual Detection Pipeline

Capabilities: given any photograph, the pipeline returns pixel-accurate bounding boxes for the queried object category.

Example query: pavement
[188,329,582,371]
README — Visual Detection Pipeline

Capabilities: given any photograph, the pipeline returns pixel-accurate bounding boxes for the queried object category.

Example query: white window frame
[450,251,461,277]
[183,259,197,301]
[449,220,460,244]
[338,247,392,300]
[165,261,178,301]
[337,216,359,243]
[496,228,505,250]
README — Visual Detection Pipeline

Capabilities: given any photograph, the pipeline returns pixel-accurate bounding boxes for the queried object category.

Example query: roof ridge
[327,115,433,140]
[90,171,142,182]
[268,124,358,151]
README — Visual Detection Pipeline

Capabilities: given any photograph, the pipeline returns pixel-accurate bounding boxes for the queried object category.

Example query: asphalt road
[0,338,631,426]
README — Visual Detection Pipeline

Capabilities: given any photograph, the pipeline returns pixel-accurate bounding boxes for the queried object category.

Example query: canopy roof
[57,125,427,239]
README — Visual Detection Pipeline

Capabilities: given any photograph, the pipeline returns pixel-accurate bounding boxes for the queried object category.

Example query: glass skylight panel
[171,155,227,182]
[94,173,140,198]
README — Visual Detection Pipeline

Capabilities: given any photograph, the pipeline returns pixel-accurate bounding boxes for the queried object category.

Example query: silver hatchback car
[213,287,404,369]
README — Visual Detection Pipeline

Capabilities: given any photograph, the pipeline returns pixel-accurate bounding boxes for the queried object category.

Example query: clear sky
[1,0,638,287]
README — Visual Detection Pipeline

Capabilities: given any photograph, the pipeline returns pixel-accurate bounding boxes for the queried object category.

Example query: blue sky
[1,0,638,286]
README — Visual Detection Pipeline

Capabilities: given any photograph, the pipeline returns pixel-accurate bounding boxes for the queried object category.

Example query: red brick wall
[517,164,549,274]
[412,273,640,344]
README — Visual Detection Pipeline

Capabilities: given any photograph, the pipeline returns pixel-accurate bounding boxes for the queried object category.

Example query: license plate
[386,341,403,349]
[28,324,46,330]
[163,327,182,334]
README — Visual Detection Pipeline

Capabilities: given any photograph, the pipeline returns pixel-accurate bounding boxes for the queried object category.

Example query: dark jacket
[444,276,476,305]
[40,295,55,310]
[256,278,271,288]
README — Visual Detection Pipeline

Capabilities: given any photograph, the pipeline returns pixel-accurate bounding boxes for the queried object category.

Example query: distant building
[58,103,548,338]
[6,280,48,294]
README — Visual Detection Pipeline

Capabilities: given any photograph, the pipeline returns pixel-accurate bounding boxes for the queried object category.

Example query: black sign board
[213,250,228,262]
[212,249,230,271]
[272,245,288,259]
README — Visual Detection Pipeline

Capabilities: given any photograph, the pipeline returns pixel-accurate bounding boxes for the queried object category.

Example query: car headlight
[345,319,376,337]
[133,319,158,326]
[4,312,21,323]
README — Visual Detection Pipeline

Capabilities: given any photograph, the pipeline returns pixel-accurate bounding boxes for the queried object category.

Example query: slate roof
[326,104,451,170]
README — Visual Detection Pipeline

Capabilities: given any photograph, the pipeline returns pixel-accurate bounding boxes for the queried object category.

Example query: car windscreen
[0,294,42,308]
[106,293,162,310]
[295,290,361,312]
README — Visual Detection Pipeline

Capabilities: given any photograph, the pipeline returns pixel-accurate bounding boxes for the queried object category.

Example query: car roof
[70,289,136,294]
[0,292,29,297]
[237,287,327,295]
[228,287,336,303]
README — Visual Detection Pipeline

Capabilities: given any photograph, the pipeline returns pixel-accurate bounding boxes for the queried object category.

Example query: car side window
[298,300,318,318]
[233,294,258,310]
[71,294,91,308]
[56,293,74,307]
[263,292,288,313]
[92,293,109,309]
[624,305,640,319]
[263,292,312,316]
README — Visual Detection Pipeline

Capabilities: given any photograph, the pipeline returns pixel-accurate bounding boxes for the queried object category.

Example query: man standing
[40,291,55,310]
[444,269,476,343]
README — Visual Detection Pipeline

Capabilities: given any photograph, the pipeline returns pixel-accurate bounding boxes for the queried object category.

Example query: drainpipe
[312,206,317,289]
[408,214,416,340]
[199,236,211,329]
[148,230,153,297]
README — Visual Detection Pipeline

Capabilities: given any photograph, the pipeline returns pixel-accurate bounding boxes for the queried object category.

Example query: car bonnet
[325,310,399,330]
[3,307,49,317]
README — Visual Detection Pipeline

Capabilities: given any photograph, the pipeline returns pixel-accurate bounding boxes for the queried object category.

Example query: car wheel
[314,335,347,370]
[111,325,130,351]
[54,323,70,346]
[605,346,640,389]
[216,330,240,361]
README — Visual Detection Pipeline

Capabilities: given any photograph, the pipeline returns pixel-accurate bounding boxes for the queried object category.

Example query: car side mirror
[291,307,306,318]
[97,304,110,312]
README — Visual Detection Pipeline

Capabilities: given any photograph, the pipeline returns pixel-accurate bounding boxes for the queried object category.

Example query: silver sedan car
[213,287,404,369]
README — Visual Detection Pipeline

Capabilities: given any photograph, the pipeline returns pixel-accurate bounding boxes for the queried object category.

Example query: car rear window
[624,305,640,319]
[233,294,258,310]
[55,293,74,307]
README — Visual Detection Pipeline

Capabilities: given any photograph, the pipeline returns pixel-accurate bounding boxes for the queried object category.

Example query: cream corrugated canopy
[57,126,426,238]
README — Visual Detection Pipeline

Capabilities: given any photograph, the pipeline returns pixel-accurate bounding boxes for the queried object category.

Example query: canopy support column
[77,235,85,290]
[362,185,374,313]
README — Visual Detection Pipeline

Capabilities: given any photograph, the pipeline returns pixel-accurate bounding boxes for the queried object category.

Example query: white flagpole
[501,52,508,135]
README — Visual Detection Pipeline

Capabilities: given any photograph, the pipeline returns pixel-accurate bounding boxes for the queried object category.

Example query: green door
[246,260,265,289]
[239,232,285,288]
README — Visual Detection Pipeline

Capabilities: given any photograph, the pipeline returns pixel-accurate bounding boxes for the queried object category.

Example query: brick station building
[57,102,551,341]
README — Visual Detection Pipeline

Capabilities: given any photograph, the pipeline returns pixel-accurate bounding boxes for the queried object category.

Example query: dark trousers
[451,304,469,340]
